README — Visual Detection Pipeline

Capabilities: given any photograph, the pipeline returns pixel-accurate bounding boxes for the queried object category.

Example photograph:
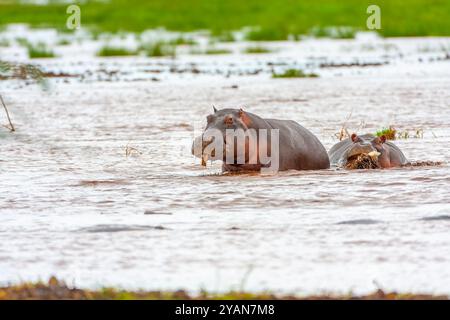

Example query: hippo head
[345,133,390,168]
[191,107,253,163]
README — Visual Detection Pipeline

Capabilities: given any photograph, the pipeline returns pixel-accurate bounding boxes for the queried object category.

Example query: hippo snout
[191,135,215,158]
[346,143,376,159]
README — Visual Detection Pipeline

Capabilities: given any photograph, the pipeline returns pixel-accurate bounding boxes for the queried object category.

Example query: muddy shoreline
[0,278,447,300]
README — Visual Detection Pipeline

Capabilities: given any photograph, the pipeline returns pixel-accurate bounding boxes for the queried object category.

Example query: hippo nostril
[203,136,214,144]
[224,116,233,125]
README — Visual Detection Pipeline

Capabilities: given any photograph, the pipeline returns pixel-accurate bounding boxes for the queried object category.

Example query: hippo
[192,107,330,173]
[328,133,408,169]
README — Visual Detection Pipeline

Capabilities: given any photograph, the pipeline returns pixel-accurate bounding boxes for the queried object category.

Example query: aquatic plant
[243,46,272,54]
[140,41,176,57]
[27,43,56,59]
[57,39,71,46]
[0,38,9,47]
[272,69,318,78]
[308,26,357,39]
[215,31,235,42]
[168,36,197,46]
[204,48,232,55]
[0,61,47,132]
[396,128,424,139]
[375,127,396,140]
[97,46,137,57]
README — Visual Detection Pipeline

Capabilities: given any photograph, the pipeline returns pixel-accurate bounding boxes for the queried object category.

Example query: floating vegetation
[140,41,176,57]
[309,26,357,39]
[375,127,424,140]
[243,46,272,54]
[125,143,142,157]
[215,31,236,42]
[168,36,197,46]
[15,37,30,47]
[245,27,287,41]
[204,48,232,55]
[27,43,56,58]
[57,38,71,46]
[397,128,424,139]
[375,127,397,140]
[0,60,46,84]
[272,69,318,78]
[0,38,9,47]
[97,46,137,57]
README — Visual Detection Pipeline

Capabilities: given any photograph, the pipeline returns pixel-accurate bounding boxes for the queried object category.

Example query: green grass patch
[57,39,71,46]
[168,36,197,46]
[97,46,137,57]
[243,46,272,54]
[215,31,236,42]
[16,37,30,47]
[1,0,450,39]
[204,48,232,55]
[189,47,232,55]
[0,277,448,300]
[0,38,9,47]
[308,26,357,39]
[272,69,318,78]
[139,42,176,57]
[245,27,289,41]
[27,43,56,58]
[375,127,397,140]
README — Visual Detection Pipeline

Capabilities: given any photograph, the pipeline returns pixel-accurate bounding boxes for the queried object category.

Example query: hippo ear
[213,105,218,113]
[351,133,358,142]
[379,135,387,143]
[238,108,252,127]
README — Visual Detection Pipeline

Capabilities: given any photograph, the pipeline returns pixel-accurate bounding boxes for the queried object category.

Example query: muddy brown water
[1,35,450,294]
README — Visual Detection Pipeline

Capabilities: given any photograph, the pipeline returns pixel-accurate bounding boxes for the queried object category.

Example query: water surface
[1,32,449,294]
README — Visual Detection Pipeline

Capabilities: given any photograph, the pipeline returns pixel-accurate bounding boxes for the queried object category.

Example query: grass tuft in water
[215,31,236,42]
[27,43,56,58]
[272,69,318,78]
[243,46,272,54]
[245,27,288,41]
[97,46,137,57]
[140,42,176,57]
[168,36,197,46]
[188,47,232,55]
[308,26,357,39]
[204,48,232,55]
[375,127,397,140]
[0,38,9,47]
[57,39,71,46]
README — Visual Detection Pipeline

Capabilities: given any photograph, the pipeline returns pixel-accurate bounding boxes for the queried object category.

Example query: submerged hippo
[328,133,408,169]
[192,107,330,173]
